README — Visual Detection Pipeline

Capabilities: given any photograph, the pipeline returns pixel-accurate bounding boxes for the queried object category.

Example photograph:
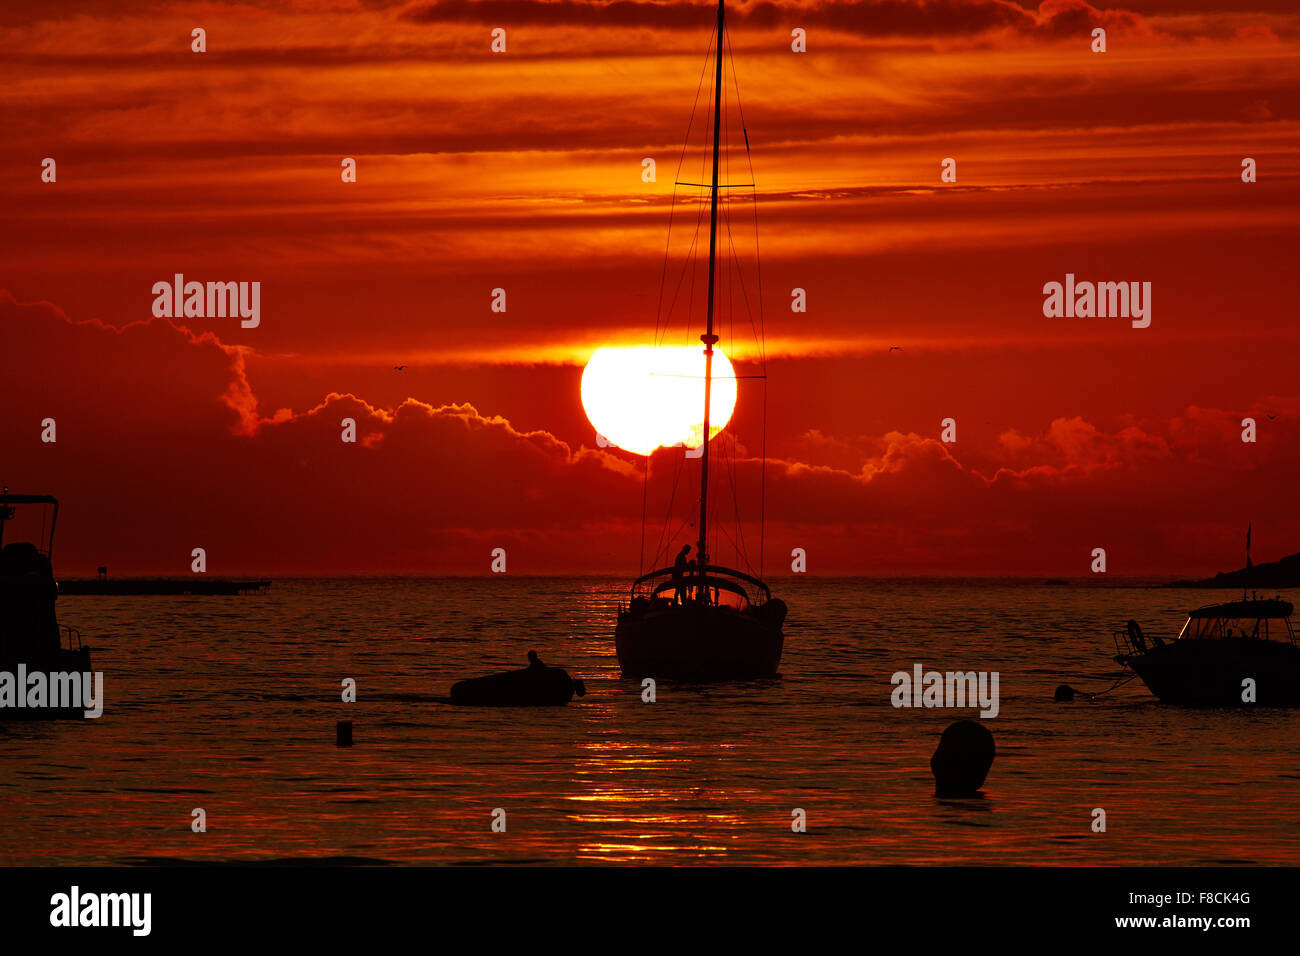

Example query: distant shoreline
[54,574,1287,588]
[1161,552,1300,589]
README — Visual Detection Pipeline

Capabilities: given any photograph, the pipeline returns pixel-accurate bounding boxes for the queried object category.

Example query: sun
[581,346,738,456]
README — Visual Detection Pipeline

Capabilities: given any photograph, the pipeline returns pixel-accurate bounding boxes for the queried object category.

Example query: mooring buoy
[931,720,995,798]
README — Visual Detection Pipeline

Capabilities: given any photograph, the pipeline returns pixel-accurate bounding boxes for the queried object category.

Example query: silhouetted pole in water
[336,719,353,747]
[931,720,994,797]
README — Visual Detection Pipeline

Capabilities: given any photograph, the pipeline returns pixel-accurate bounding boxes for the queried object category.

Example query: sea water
[1,577,1297,865]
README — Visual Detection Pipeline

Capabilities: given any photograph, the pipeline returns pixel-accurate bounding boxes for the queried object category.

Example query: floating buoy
[336,719,353,747]
[930,720,995,798]
[451,652,586,706]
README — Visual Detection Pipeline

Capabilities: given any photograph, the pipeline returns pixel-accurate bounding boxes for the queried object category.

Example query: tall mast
[697,0,724,596]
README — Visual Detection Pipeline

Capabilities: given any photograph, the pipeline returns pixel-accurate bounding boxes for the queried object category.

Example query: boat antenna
[1244,521,1251,602]
[697,0,724,601]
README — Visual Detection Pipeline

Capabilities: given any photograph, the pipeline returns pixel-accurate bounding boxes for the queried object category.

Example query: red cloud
[399,0,1150,40]
[4,290,1298,576]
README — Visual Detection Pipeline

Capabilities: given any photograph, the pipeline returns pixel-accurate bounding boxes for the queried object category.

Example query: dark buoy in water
[931,720,994,798]
[1054,683,1077,702]
[451,652,586,706]
[336,719,353,747]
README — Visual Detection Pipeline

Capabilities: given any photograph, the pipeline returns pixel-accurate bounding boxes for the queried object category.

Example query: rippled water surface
[2,577,1298,865]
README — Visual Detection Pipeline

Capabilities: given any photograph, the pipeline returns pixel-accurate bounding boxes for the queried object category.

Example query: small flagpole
[1244,522,1251,601]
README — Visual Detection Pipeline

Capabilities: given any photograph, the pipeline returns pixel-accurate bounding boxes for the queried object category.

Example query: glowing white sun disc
[581,345,738,456]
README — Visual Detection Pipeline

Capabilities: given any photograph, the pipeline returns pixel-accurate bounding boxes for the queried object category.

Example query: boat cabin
[0,492,64,661]
[1176,598,1296,643]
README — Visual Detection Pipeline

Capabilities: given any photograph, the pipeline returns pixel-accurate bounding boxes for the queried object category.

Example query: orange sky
[2,0,1299,576]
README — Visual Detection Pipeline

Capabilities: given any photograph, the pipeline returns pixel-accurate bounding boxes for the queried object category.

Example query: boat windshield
[0,494,59,557]
[1177,615,1293,641]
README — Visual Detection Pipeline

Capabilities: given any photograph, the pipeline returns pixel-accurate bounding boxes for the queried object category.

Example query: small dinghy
[450,652,586,707]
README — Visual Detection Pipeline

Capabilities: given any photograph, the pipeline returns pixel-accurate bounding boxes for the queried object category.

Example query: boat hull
[1122,638,1300,705]
[616,603,783,680]
[0,647,94,721]
[450,666,581,706]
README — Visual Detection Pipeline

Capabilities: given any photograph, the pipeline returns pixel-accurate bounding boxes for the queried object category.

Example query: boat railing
[60,624,82,652]
[629,564,771,607]
[1113,628,1140,659]
[1113,619,1161,658]
[1273,617,1298,646]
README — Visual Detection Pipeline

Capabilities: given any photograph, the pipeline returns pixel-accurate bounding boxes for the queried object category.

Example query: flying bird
[393,365,407,371]
[888,346,902,353]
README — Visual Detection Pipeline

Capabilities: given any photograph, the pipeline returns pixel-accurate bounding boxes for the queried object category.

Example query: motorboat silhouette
[1114,596,1300,705]
[0,491,94,720]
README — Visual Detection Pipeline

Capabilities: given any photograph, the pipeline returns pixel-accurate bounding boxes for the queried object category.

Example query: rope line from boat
[638,451,649,576]
[1058,672,1141,700]
[666,27,717,352]
[645,21,717,573]
[660,196,705,351]
[719,23,767,581]
[649,449,688,569]
[721,23,765,366]
[644,11,769,581]
[1091,672,1141,696]
[724,18,768,575]
[721,431,756,578]
[657,34,713,353]
[656,22,717,347]
[717,89,754,579]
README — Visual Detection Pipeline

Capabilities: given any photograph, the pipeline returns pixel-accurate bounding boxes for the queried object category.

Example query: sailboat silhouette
[614,0,788,681]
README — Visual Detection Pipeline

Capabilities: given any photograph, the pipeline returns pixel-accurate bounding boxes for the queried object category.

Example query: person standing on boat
[673,545,692,604]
